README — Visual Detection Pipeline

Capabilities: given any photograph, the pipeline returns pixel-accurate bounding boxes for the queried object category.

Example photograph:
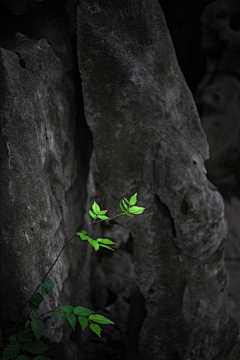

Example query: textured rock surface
[196,1,240,350]
[77,0,238,358]
[0,6,92,356]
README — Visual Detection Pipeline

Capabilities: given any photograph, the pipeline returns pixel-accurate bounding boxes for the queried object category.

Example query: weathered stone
[0,29,91,351]
[77,0,238,358]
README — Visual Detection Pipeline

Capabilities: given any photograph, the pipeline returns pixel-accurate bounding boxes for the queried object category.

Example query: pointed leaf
[16,356,28,360]
[33,356,52,360]
[73,306,94,316]
[63,305,74,313]
[128,206,145,214]
[28,293,44,312]
[17,330,33,343]
[126,213,134,216]
[96,238,116,245]
[129,193,137,206]
[78,316,88,331]
[55,308,64,320]
[97,215,109,220]
[123,197,129,204]
[120,200,128,213]
[88,314,115,325]
[92,202,101,215]
[76,231,89,241]
[122,199,128,210]
[99,244,115,251]
[99,210,108,215]
[87,238,99,252]
[81,229,87,234]
[2,340,21,359]
[89,209,97,219]
[66,313,77,331]
[90,323,102,337]
[41,279,54,296]
[30,316,44,340]
[23,339,48,354]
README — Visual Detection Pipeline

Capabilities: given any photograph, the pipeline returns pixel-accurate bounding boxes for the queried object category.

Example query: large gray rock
[77,0,238,358]
[0,30,91,353]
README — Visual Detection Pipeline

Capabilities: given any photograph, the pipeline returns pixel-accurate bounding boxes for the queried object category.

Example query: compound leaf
[97,215,109,220]
[90,323,102,337]
[30,316,44,340]
[128,206,145,214]
[17,329,33,343]
[123,197,129,204]
[55,308,64,321]
[73,306,94,316]
[25,320,32,332]
[96,238,116,245]
[88,314,115,325]
[66,313,77,331]
[92,202,100,215]
[89,209,97,219]
[129,193,137,206]
[99,244,115,251]
[99,210,108,215]
[78,316,88,331]
[2,340,21,360]
[41,279,54,296]
[23,340,48,354]
[87,238,99,252]
[28,293,44,312]
[63,305,74,313]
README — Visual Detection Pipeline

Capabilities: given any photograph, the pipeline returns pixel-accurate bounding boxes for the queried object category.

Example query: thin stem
[14,211,126,329]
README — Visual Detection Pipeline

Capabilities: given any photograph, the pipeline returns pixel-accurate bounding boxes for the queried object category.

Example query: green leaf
[63,305,74,313]
[97,215,109,220]
[33,356,52,360]
[25,320,32,332]
[129,193,137,206]
[89,209,97,219]
[76,231,89,241]
[99,210,108,215]
[126,213,134,216]
[122,199,128,210]
[2,340,21,359]
[123,197,129,204]
[23,340,48,354]
[81,229,87,234]
[120,200,128,213]
[87,238,100,252]
[73,306,94,316]
[30,316,44,340]
[96,238,116,245]
[128,206,145,214]
[90,323,102,337]
[78,316,88,331]
[66,313,77,331]
[55,308,64,321]
[88,314,115,325]
[92,202,101,215]
[99,244,115,251]
[8,335,17,342]
[16,356,28,360]
[28,293,44,312]
[17,330,33,343]
[41,279,54,296]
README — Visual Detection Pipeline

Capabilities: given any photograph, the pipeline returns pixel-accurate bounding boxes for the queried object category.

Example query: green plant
[0,193,145,360]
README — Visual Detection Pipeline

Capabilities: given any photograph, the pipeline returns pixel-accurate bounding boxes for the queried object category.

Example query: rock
[77,0,238,358]
[0,29,91,350]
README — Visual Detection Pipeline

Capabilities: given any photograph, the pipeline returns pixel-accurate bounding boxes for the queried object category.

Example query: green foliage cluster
[0,194,145,360]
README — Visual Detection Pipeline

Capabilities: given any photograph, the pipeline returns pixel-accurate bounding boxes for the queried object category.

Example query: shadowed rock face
[77,0,238,358]
[0,8,92,351]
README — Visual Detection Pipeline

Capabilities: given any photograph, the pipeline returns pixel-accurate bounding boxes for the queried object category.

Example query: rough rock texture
[77,0,238,359]
[196,1,240,353]
[0,3,92,357]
